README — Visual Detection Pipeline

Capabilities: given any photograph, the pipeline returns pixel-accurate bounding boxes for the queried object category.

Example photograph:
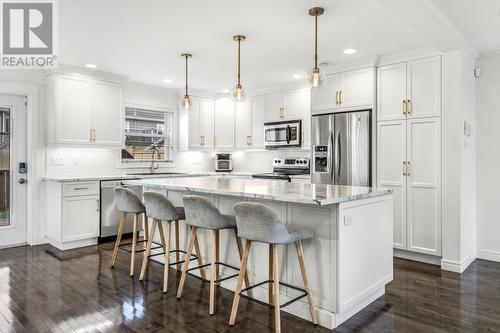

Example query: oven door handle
[286,125,291,144]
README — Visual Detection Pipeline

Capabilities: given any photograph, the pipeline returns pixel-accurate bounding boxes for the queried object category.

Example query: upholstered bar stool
[139,191,205,293]
[229,202,318,333]
[111,187,149,277]
[176,195,251,315]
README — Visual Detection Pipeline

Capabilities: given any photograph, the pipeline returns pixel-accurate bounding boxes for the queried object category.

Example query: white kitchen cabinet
[250,95,266,149]
[377,63,407,122]
[214,100,235,148]
[235,100,251,148]
[92,80,123,145]
[376,117,441,256]
[406,118,441,256]
[45,181,100,250]
[184,97,214,149]
[266,92,284,121]
[311,67,374,113]
[376,120,407,250]
[265,89,310,122]
[46,73,123,146]
[377,56,441,122]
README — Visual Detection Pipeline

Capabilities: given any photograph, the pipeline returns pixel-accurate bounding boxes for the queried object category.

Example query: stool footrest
[239,280,308,309]
[118,240,162,253]
[148,249,199,267]
[187,262,240,284]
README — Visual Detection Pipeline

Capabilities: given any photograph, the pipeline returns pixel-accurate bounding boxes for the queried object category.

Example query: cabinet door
[407,56,441,119]
[214,100,235,148]
[377,63,407,122]
[62,195,100,242]
[235,100,251,148]
[311,73,340,112]
[250,95,266,148]
[92,81,123,145]
[188,98,201,149]
[406,118,441,256]
[200,98,214,148]
[339,68,374,109]
[377,120,407,250]
[283,89,309,120]
[56,76,93,144]
[266,92,284,121]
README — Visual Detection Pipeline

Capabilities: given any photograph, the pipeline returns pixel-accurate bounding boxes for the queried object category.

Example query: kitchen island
[124,176,393,330]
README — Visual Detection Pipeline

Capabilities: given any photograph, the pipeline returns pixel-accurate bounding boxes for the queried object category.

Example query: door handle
[402,100,407,115]
[406,99,412,115]
[328,131,334,180]
[18,178,27,184]
[406,161,411,176]
[335,131,341,181]
[403,161,406,176]
[286,125,291,144]
[339,91,343,105]
[336,92,339,106]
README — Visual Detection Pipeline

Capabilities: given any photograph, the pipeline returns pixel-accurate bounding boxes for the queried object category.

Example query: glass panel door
[0,108,9,227]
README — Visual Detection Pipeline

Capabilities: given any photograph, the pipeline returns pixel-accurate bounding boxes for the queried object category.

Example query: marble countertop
[41,172,254,182]
[124,176,392,206]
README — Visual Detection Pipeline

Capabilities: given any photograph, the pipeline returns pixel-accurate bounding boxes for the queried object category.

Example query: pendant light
[181,53,192,109]
[308,7,326,89]
[231,35,246,102]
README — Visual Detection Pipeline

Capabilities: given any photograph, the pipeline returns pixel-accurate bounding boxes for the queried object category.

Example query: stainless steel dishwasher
[100,179,143,238]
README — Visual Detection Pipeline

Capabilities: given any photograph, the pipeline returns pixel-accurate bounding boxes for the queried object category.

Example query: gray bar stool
[176,195,251,315]
[139,192,204,293]
[229,202,318,333]
[111,187,148,277]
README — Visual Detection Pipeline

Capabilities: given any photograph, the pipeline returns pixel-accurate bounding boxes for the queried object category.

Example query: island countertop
[123,176,392,206]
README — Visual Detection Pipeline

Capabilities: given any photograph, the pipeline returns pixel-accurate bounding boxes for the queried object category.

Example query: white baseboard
[477,249,500,263]
[393,249,441,266]
[441,252,476,273]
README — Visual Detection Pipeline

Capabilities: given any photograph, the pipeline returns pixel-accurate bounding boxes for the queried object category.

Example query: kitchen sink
[127,172,187,176]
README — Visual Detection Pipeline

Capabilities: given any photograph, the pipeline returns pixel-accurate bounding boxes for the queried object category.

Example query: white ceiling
[432,0,500,54]
[59,0,431,91]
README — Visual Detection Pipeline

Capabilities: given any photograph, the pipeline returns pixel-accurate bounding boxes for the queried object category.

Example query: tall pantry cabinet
[376,56,442,257]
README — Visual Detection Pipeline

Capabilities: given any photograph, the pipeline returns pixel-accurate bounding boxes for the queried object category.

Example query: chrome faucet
[150,147,160,174]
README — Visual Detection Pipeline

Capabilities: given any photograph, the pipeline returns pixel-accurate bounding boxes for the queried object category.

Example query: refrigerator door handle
[335,130,341,181]
[328,131,334,181]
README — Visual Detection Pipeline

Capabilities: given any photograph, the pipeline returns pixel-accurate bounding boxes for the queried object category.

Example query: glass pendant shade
[231,84,246,102]
[308,67,327,90]
[181,94,191,109]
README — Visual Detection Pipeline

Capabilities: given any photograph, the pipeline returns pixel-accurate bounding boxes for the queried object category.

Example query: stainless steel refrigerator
[311,111,371,186]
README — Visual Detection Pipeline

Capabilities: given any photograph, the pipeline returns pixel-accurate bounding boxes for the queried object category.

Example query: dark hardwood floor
[0,242,500,333]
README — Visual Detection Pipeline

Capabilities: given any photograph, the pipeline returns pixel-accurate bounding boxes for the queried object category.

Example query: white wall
[441,49,477,272]
[476,52,500,261]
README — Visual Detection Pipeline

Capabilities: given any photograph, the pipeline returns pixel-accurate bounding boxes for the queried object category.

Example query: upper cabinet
[214,100,235,149]
[184,97,214,149]
[377,56,441,122]
[235,100,251,149]
[265,88,310,122]
[46,73,123,146]
[311,67,375,114]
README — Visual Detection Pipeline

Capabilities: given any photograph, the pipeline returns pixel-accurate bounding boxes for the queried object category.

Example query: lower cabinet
[46,181,100,250]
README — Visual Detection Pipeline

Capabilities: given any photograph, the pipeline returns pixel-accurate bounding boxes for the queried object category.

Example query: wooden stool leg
[193,229,205,279]
[111,212,126,268]
[139,219,157,280]
[234,230,252,297]
[143,214,149,246]
[229,240,252,326]
[215,230,220,286]
[296,241,318,325]
[176,227,197,299]
[209,230,217,315]
[130,213,138,277]
[273,245,281,333]
[269,244,274,305]
[163,222,171,293]
[175,220,180,271]
[157,221,166,251]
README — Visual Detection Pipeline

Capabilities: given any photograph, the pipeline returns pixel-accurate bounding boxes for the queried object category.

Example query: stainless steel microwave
[264,119,302,148]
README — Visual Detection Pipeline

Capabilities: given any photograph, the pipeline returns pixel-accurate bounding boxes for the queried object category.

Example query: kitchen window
[122,106,174,163]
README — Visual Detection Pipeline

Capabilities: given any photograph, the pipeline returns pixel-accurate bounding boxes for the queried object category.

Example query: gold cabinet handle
[339,91,343,105]
[403,161,406,176]
[282,107,285,118]
[406,99,412,115]
[199,136,202,145]
[407,161,411,176]
[202,136,205,145]
[402,100,407,115]
[89,129,93,141]
[335,91,339,106]
[246,135,252,145]
[93,129,96,141]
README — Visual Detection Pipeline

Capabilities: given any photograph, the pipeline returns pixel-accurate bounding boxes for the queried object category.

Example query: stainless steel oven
[264,119,302,148]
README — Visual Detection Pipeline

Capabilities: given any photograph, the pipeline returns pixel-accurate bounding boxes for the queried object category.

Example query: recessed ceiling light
[85,63,98,69]
[163,79,173,83]
[221,89,230,93]
[343,48,357,55]
[292,74,302,79]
